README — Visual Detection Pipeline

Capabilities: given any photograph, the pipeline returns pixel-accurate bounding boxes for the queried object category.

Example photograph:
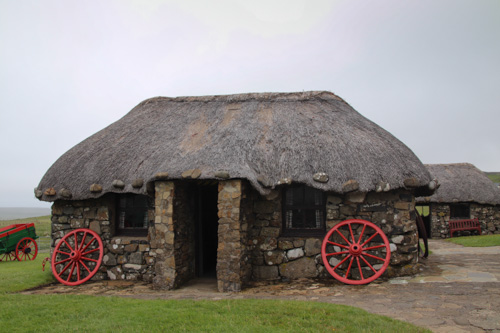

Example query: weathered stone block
[125,244,138,252]
[129,252,143,265]
[278,240,294,250]
[279,257,317,279]
[346,191,366,203]
[261,227,280,238]
[253,265,279,280]
[89,221,101,234]
[287,248,304,260]
[304,238,322,256]
[254,201,275,214]
[394,202,410,211]
[103,254,117,266]
[264,251,285,265]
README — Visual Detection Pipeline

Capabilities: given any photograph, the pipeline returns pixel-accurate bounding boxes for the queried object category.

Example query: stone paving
[24,239,500,332]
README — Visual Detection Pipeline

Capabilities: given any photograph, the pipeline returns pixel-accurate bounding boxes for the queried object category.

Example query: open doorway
[194,183,219,278]
[416,205,431,238]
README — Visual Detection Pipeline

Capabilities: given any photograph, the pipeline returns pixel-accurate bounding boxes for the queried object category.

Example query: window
[283,185,325,235]
[450,204,470,219]
[116,194,152,236]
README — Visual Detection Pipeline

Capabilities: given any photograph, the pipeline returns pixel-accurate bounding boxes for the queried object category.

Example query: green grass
[0,252,54,293]
[446,234,500,247]
[486,173,500,183]
[0,295,428,332]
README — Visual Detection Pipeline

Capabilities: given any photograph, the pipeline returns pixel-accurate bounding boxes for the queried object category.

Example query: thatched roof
[36,91,434,202]
[417,163,500,205]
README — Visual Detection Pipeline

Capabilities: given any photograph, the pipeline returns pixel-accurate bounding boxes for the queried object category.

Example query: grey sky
[1,0,499,208]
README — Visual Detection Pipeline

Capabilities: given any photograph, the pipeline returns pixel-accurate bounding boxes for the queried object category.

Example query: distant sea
[0,207,51,220]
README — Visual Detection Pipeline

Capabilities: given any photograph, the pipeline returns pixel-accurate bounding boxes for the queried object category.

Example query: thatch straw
[417,163,500,205]
[36,91,433,201]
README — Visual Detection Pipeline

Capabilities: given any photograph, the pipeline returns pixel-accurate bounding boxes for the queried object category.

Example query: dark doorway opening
[416,205,431,238]
[194,183,219,278]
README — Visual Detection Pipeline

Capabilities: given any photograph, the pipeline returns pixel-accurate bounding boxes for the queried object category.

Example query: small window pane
[116,194,151,235]
[283,185,325,234]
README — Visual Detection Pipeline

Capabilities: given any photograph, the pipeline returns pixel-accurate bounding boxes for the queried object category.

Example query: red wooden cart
[0,223,39,261]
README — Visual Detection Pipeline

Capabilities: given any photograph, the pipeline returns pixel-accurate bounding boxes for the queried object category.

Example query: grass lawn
[446,234,500,247]
[0,217,429,332]
[0,295,429,332]
[0,252,54,293]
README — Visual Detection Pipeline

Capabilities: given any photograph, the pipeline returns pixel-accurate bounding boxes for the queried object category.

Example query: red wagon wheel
[15,237,38,261]
[51,228,103,286]
[0,252,17,261]
[322,219,391,285]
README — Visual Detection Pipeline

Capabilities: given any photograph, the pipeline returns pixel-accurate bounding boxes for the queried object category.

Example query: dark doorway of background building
[195,183,219,278]
[416,205,431,238]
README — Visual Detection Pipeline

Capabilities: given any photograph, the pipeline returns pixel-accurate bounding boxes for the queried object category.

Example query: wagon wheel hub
[349,243,363,256]
[70,251,81,261]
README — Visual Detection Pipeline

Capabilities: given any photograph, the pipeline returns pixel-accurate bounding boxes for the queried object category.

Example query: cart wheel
[51,228,103,286]
[15,237,38,261]
[0,252,17,261]
[322,219,391,285]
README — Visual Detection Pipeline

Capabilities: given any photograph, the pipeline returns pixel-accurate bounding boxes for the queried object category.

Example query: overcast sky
[1,0,499,208]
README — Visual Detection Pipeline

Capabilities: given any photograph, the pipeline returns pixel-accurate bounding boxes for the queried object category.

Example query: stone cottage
[417,163,500,238]
[36,91,435,291]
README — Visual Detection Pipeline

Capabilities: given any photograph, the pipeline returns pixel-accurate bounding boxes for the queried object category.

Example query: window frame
[282,185,326,237]
[115,193,152,237]
[449,203,470,220]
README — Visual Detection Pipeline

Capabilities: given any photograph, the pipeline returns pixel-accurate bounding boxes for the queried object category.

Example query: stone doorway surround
[151,179,248,292]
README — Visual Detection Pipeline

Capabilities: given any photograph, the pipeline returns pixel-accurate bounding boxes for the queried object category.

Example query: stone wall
[430,203,500,238]
[51,195,155,282]
[50,180,425,288]
[249,188,420,281]
[216,180,250,292]
[151,181,176,289]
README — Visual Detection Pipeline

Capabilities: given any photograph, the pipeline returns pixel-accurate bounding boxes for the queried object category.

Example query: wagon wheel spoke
[361,252,386,262]
[55,257,72,265]
[63,239,74,252]
[76,262,81,281]
[59,261,73,276]
[326,240,349,250]
[332,254,351,271]
[1,252,17,261]
[80,237,97,253]
[67,262,76,282]
[325,251,349,257]
[80,256,99,263]
[82,248,100,256]
[78,231,88,251]
[80,260,92,274]
[55,250,71,257]
[322,219,391,285]
[345,256,354,278]
[357,224,367,244]
[363,244,386,251]
[360,232,380,248]
[51,229,103,286]
[360,255,377,274]
[335,229,351,246]
[348,223,356,244]
[356,257,364,280]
